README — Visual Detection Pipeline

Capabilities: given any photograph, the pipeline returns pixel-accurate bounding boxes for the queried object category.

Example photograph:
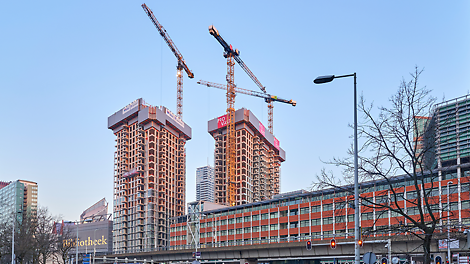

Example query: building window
[323,204,333,211]
[300,207,309,215]
[300,220,309,227]
[289,222,298,228]
[280,223,288,229]
[252,214,260,221]
[376,211,388,219]
[244,216,251,222]
[261,213,269,220]
[323,217,333,225]
[270,212,278,219]
[261,225,269,231]
[289,209,298,216]
[311,218,321,226]
[228,218,235,224]
[252,226,260,232]
[228,229,235,235]
[280,210,288,217]
[236,228,243,234]
[270,224,278,231]
[407,207,419,215]
[244,227,250,233]
[236,217,242,223]
[348,214,355,222]
[336,215,346,222]
[311,205,321,213]
[362,212,373,220]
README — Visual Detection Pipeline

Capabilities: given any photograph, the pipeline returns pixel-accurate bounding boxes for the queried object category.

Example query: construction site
[107,3,296,254]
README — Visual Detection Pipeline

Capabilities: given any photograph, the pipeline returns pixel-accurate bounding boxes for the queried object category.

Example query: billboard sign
[217,115,228,129]
[122,99,139,115]
[438,239,459,249]
[274,137,280,150]
[123,168,138,178]
[165,108,185,128]
[259,121,265,137]
[65,223,111,253]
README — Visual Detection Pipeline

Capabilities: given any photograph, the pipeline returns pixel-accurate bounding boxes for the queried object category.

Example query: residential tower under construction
[108,98,191,253]
[208,108,285,206]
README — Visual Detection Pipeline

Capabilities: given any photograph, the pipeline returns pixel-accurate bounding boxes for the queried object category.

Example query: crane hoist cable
[142,3,194,119]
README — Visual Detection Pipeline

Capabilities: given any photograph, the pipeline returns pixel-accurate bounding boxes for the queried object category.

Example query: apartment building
[108,98,191,253]
[0,180,38,225]
[208,108,285,206]
[196,166,215,203]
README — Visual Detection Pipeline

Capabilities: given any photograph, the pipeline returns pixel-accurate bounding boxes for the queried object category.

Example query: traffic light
[358,239,363,247]
[330,238,336,249]
[306,240,312,250]
[436,256,442,264]
[381,257,388,264]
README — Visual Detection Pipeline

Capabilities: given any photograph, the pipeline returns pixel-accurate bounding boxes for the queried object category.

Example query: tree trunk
[423,234,433,264]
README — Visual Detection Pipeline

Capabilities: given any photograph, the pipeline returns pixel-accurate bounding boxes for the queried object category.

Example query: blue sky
[1,1,469,221]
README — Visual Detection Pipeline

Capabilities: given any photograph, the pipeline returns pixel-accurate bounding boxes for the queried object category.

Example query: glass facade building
[0,180,38,225]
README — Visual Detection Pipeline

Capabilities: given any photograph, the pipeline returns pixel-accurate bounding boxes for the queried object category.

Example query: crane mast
[142,3,194,118]
[209,25,293,206]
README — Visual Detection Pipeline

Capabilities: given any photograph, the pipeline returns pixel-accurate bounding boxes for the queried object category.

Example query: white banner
[438,239,459,249]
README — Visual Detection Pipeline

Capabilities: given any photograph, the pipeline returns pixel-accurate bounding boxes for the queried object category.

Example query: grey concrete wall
[108,99,142,129]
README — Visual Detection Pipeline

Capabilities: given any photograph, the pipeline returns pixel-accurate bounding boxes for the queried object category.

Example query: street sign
[83,254,90,264]
[363,252,377,264]
[393,257,399,264]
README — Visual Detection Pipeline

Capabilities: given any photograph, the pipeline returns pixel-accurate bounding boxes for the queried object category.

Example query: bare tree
[0,207,68,264]
[314,67,462,264]
[53,223,76,264]
[34,207,59,264]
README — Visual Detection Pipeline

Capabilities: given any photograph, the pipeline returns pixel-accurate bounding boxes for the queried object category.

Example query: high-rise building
[196,166,215,202]
[208,108,285,206]
[108,98,191,253]
[433,95,470,167]
[0,180,38,225]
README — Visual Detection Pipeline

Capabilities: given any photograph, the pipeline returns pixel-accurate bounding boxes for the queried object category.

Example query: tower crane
[208,25,280,206]
[197,80,296,107]
[209,26,279,132]
[142,3,194,119]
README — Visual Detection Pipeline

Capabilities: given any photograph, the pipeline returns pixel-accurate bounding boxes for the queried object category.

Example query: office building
[108,98,191,253]
[196,166,215,203]
[208,108,285,206]
[433,95,470,167]
[170,170,470,249]
[0,180,38,225]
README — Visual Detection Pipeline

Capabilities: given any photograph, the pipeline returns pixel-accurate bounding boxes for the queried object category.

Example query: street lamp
[76,221,79,264]
[11,210,21,264]
[314,73,359,264]
[447,181,454,264]
[93,229,98,264]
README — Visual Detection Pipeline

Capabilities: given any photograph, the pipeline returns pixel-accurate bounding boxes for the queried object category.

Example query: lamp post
[314,73,359,264]
[93,229,98,264]
[76,221,79,264]
[447,181,454,264]
[11,211,21,264]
